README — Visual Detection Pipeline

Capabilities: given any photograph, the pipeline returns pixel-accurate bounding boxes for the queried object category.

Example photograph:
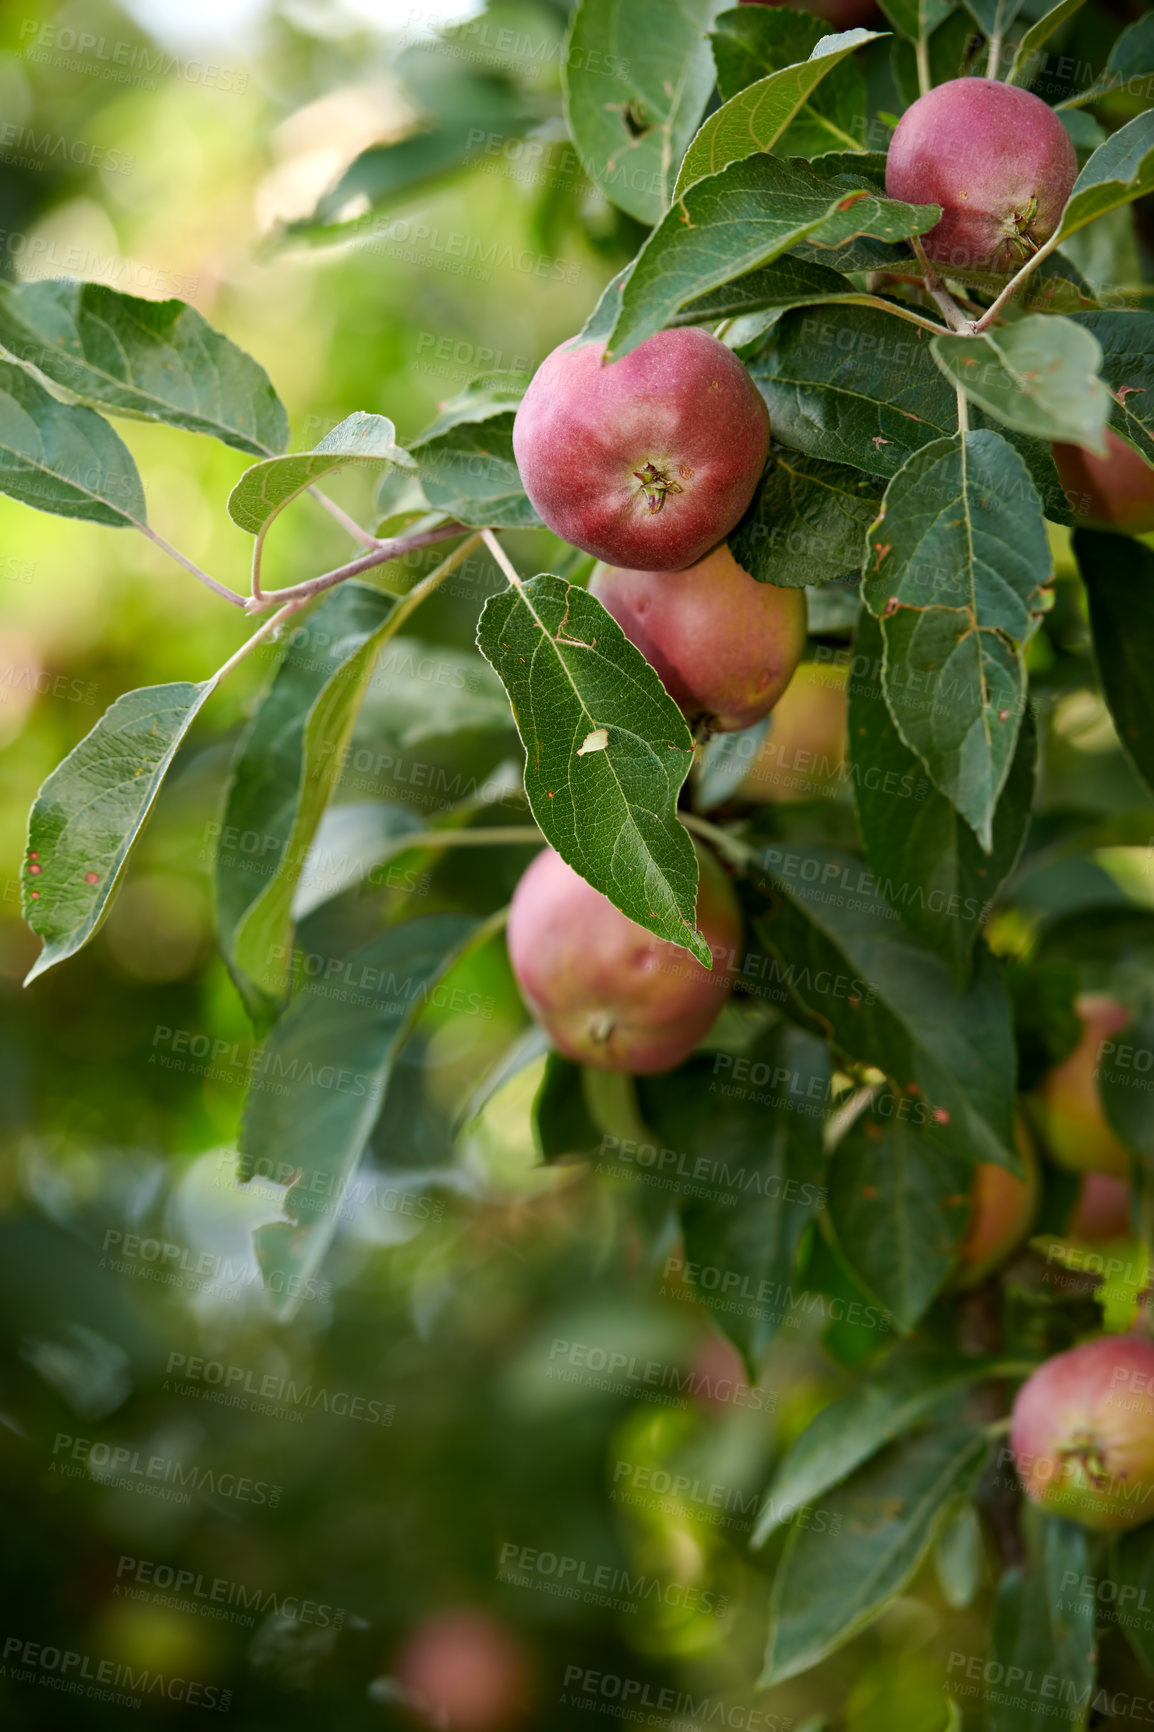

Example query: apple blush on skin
[512,328,770,571]
[589,544,806,735]
[1052,429,1154,534]
[507,845,741,1075]
[1029,993,1133,1178]
[885,77,1077,273]
[1010,1335,1154,1531]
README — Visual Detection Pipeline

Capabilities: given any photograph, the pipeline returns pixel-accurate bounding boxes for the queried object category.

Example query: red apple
[507,845,740,1073]
[394,1611,530,1730]
[1029,994,1133,1177]
[1010,1335,1154,1530]
[588,544,806,734]
[1069,1172,1133,1242]
[1052,429,1154,534]
[885,78,1077,272]
[512,329,769,570]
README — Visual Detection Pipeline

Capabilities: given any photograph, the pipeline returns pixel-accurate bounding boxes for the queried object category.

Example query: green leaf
[22,681,217,984]
[1077,529,1154,799]
[877,0,955,41]
[1114,1523,1154,1673]
[227,412,408,535]
[357,636,513,748]
[849,608,1036,980]
[1097,1001,1154,1169]
[730,447,883,588]
[411,409,539,529]
[0,279,288,457]
[636,1025,830,1366]
[747,305,956,479]
[1057,110,1154,238]
[477,575,708,964]
[217,583,408,1026]
[1007,0,1089,87]
[933,1503,984,1610]
[694,717,770,811]
[863,430,1053,846]
[985,1519,1096,1732]
[290,801,426,921]
[711,7,869,157]
[932,316,1111,455]
[1071,311,1154,464]
[674,253,867,327]
[828,1102,971,1330]
[750,842,1019,1169]
[1060,11,1154,108]
[533,1054,601,1161]
[240,914,477,1318]
[753,1355,1006,1546]
[761,1427,989,1686]
[563,0,728,225]
[608,155,938,357]
[0,360,145,527]
[676,31,886,195]
[414,376,528,441]
[961,0,1024,39]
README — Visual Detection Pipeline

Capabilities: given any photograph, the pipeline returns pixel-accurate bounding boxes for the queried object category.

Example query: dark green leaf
[961,0,1024,39]
[637,1025,830,1366]
[291,801,426,920]
[217,583,404,1026]
[932,316,1111,453]
[1077,529,1154,798]
[828,1102,970,1330]
[746,305,956,480]
[711,7,869,157]
[1097,1002,1154,1169]
[533,1053,602,1161]
[750,841,1019,1169]
[241,915,477,1318]
[564,0,726,225]
[761,1426,989,1685]
[1007,0,1088,87]
[23,681,216,983]
[1071,311,1154,465]
[754,1355,1007,1546]
[849,608,1035,980]
[608,155,938,357]
[985,1519,1096,1732]
[477,575,707,963]
[412,410,539,529]
[694,717,770,811]
[677,30,885,193]
[731,447,883,588]
[1060,10,1154,107]
[675,253,866,327]
[1114,1523,1154,1673]
[863,430,1052,846]
[1057,110,1154,235]
[878,0,955,41]
[0,360,145,527]
[0,279,287,456]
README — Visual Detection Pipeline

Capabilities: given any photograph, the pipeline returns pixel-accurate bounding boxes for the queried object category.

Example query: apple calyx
[1059,1429,1113,1491]
[632,461,683,515]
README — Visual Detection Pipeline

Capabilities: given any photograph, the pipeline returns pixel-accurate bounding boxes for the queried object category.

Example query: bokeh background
[1,0,1153,1727]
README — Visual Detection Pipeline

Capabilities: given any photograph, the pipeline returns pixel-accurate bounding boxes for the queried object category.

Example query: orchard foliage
[11,0,1154,1715]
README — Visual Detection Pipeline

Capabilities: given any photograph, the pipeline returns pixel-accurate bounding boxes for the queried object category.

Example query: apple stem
[985,31,1003,80]
[909,237,973,335]
[915,35,931,98]
[956,385,970,436]
[971,228,1066,334]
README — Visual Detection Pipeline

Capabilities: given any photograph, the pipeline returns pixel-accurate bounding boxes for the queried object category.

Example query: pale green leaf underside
[227,412,408,535]
[931,316,1111,455]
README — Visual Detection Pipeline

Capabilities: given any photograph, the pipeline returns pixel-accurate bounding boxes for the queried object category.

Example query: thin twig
[380,825,543,856]
[971,228,1066,333]
[985,31,1002,79]
[956,383,970,435]
[679,811,752,867]
[139,523,247,609]
[245,520,469,614]
[481,527,525,590]
[211,598,306,684]
[915,34,931,98]
[309,485,381,549]
[910,236,974,334]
